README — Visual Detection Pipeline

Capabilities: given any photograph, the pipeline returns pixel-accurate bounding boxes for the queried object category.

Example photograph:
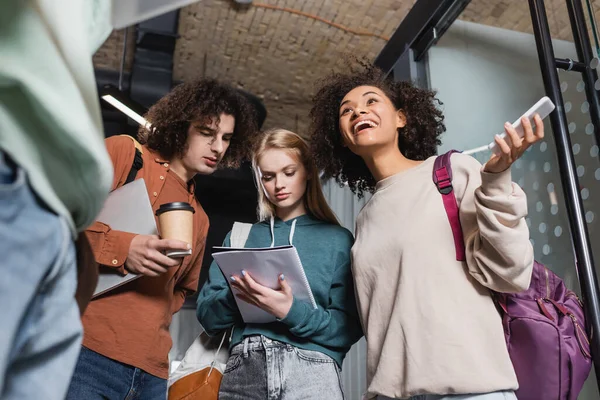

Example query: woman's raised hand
[484,114,545,174]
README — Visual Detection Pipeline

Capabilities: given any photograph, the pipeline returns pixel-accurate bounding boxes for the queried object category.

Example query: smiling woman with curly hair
[309,60,543,400]
[309,60,445,196]
[139,78,259,169]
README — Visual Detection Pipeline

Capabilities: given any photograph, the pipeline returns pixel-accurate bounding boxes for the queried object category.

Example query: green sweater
[0,0,114,235]
[196,214,363,367]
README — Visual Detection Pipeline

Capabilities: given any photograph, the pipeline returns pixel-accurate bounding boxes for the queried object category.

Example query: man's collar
[153,156,169,164]
[147,148,194,194]
[148,148,170,165]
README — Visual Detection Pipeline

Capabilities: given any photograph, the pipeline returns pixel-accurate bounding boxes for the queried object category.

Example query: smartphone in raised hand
[489,96,555,156]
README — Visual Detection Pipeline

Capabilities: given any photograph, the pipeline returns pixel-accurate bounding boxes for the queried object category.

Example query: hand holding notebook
[229,269,293,320]
[212,245,317,324]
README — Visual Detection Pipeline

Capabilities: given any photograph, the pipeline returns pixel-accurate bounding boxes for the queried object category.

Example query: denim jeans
[66,347,167,400]
[219,335,345,400]
[0,151,82,400]
[378,391,517,400]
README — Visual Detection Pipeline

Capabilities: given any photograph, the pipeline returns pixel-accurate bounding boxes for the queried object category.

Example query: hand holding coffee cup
[155,202,195,258]
[125,235,190,276]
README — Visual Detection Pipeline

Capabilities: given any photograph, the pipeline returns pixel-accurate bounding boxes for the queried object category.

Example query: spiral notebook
[212,245,317,323]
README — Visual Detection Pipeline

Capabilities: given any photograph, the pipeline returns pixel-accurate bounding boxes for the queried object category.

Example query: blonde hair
[252,129,339,225]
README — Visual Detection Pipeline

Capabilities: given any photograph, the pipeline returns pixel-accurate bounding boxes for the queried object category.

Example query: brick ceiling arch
[93,0,597,136]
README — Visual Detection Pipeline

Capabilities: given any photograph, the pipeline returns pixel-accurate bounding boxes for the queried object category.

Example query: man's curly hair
[138,79,259,169]
[309,60,445,196]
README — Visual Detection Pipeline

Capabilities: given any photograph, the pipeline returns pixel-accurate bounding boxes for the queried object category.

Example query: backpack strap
[125,149,143,185]
[119,135,144,185]
[120,134,144,154]
[432,150,466,261]
[230,222,253,248]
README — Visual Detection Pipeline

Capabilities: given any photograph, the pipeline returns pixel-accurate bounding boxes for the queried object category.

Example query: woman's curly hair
[309,59,445,196]
[138,79,259,169]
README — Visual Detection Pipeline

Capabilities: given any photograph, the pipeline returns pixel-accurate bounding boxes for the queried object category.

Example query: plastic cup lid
[155,202,195,216]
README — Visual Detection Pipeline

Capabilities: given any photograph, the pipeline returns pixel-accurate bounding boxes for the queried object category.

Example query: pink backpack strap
[432,150,466,261]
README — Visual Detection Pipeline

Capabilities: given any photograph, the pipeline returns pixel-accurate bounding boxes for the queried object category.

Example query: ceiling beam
[374,0,472,75]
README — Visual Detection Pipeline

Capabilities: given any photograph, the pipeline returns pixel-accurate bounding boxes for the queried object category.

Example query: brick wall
[93,0,598,135]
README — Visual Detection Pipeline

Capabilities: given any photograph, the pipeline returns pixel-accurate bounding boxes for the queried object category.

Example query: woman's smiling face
[338,85,406,157]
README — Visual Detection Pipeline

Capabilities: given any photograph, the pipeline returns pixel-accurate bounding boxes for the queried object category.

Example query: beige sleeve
[452,153,534,293]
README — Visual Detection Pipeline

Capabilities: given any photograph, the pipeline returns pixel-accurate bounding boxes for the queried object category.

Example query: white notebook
[212,245,317,323]
[93,178,158,297]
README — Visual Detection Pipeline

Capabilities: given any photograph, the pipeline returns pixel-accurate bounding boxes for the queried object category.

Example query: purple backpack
[433,151,592,400]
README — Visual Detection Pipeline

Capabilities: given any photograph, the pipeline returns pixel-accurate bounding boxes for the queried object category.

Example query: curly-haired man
[66,79,260,400]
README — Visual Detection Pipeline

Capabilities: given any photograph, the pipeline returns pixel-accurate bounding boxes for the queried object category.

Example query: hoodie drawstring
[269,217,275,248]
[269,216,298,247]
[289,219,297,246]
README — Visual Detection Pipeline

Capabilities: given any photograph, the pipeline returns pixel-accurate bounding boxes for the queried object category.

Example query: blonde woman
[196,129,362,400]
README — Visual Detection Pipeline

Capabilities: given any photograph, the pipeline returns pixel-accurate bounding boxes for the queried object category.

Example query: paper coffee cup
[155,202,195,258]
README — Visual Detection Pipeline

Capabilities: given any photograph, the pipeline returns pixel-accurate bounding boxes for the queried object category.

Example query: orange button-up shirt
[83,135,209,378]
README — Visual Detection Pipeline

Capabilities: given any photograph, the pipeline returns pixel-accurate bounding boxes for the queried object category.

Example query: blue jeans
[0,151,82,400]
[378,391,516,400]
[66,347,167,400]
[219,335,345,400]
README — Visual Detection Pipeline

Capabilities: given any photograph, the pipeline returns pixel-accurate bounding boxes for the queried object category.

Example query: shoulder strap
[432,150,466,261]
[119,134,144,154]
[230,222,253,248]
[125,149,143,185]
[119,135,144,185]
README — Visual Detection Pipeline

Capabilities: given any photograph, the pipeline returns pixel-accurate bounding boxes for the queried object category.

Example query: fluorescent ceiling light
[101,95,149,127]
[100,85,152,131]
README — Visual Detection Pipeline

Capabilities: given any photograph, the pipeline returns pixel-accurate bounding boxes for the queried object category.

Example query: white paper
[212,245,317,324]
[111,0,201,29]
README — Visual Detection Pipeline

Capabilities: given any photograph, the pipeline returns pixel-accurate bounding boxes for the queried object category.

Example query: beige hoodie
[351,153,533,399]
